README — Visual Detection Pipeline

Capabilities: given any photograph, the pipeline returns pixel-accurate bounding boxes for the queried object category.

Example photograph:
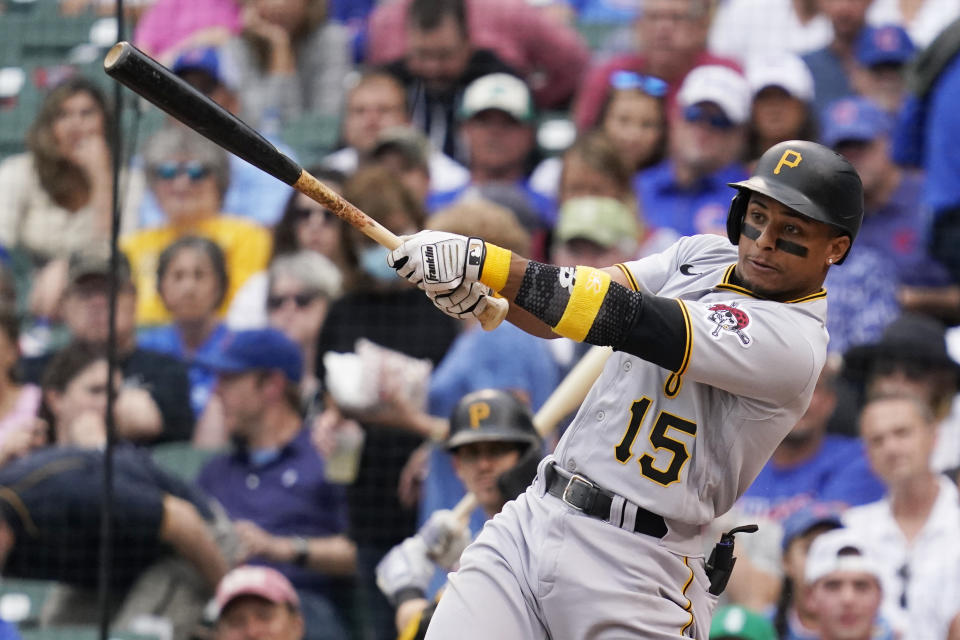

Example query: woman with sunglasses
[122,124,271,326]
[0,77,144,322]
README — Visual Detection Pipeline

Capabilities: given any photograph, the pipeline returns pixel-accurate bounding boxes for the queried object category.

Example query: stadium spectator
[744,53,818,168]
[843,313,960,472]
[139,237,231,445]
[137,47,296,228]
[572,0,740,131]
[530,72,667,202]
[198,328,356,640]
[555,131,636,209]
[122,125,271,326]
[851,25,916,115]
[551,196,641,269]
[0,308,42,456]
[214,565,305,640]
[429,74,552,229]
[866,0,960,48]
[132,0,241,66]
[821,96,957,319]
[20,247,194,444]
[737,368,885,524]
[316,167,458,639]
[219,0,353,129]
[367,0,589,110]
[844,394,960,639]
[634,65,749,248]
[0,77,142,320]
[802,0,872,116]
[321,72,469,195]
[266,251,343,413]
[769,503,844,638]
[365,126,435,210]
[708,0,832,64]
[379,0,519,161]
[804,529,893,640]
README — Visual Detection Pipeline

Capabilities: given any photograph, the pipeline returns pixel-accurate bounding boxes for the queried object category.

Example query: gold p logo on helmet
[773,149,803,174]
[468,402,490,428]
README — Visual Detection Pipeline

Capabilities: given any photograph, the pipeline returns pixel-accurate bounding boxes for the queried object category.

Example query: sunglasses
[267,292,319,310]
[683,104,735,130]
[152,161,212,181]
[609,70,668,97]
[292,205,334,223]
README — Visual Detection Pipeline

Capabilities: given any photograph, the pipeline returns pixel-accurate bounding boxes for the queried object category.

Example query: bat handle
[452,492,478,524]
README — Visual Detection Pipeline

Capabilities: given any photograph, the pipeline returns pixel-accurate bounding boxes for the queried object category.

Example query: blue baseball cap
[820,97,892,148]
[172,46,237,89]
[856,24,915,67]
[780,502,844,552]
[199,329,303,384]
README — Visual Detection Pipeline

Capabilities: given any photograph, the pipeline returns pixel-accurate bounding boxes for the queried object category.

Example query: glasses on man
[292,205,334,223]
[267,292,319,311]
[152,161,212,182]
[683,104,735,130]
[609,70,668,98]
[869,357,932,381]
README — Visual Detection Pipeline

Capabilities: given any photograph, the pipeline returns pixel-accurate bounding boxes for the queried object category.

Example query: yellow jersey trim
[680,556,694,635]
[614,263,640,292]
[553,266,612,342]
[663,300,692,398]
[716,264,827,303]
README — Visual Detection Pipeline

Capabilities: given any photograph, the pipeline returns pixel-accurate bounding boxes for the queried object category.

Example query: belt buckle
[561,474,594,512]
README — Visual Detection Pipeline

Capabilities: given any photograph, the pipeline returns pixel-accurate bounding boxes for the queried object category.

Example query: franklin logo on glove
[424,245,438,282]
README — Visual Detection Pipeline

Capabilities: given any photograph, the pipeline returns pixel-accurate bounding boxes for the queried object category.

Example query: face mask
[359,245,397,284]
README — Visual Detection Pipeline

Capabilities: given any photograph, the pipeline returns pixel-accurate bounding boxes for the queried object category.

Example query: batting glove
[427,281,490,321]
[387,231,486,294]
[418,509,472,570]
[375,535,435,607]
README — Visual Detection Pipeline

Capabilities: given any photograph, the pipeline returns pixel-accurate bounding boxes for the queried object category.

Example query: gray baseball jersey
[424,234,829,640]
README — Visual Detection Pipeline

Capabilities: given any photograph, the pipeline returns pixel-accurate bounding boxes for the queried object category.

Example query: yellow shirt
[122,216,272,325]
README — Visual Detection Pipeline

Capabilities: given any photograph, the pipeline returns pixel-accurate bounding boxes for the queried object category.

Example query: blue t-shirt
[138,323,231,417]
[738,434,886,523]
[428,180,557,228]
[803,47,855,119]
[197,427,348,596]
[0,621,20,640]
[924,54,960,213]
[823,246,900,355]
[634,161,747,238]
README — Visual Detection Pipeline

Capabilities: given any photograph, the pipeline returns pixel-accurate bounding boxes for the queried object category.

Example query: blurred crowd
[0,0,959,639]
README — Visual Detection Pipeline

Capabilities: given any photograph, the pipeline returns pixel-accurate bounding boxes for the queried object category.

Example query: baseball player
[374,389,542,639]
[387,140,863,639]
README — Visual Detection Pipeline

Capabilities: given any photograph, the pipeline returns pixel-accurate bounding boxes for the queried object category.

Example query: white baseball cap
[804,528,885,587]
[460,73,534,122]
[745,53,815,103]
[677,65,751,125]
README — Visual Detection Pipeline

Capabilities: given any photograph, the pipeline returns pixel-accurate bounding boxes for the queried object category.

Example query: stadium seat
[150,442,223,482]
[281,111,341,167]
[0,578,56,628]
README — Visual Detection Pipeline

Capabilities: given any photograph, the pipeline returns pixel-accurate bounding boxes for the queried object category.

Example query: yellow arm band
[478,242,512,293]
[553,266,612,342]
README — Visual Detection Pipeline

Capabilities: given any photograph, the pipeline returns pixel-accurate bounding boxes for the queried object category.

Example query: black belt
[545,463,667,538]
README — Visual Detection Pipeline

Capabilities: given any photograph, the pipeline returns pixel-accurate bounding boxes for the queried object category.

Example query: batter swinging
[388,140,864,639]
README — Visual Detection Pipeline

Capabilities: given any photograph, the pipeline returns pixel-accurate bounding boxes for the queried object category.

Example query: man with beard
[737,368,885,524]
[197,329,357,640]
[382,0,518,162]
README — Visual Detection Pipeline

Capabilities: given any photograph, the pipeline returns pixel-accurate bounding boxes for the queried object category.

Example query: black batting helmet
[726,140,863,263]
[447,389,540,453]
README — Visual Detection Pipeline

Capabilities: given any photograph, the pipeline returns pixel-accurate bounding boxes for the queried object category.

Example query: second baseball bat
[103,41,508,330]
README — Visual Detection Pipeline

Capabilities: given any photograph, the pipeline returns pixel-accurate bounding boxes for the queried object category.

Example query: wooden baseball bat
[452,345,613,519]
[103,41,508,330]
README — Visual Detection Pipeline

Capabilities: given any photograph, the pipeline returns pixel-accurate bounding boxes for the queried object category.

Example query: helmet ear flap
[726,190,749,245]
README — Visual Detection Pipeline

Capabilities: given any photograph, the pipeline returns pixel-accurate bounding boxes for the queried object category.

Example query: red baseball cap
[215,566,300,618]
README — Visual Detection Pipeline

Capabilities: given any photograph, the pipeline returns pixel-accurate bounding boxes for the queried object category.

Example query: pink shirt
[133,0,242,61]
[572,52,742,132]
[367,0,590,108]
[0,384,41,443]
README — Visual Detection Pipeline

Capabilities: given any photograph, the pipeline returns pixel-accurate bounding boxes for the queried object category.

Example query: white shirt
[842,475,960,640]
[867,0,960,48]
[320,146,470,194]
[708,0,834,64]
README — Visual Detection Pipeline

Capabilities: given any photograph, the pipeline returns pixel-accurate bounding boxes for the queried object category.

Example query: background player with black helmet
[375,389,542,640]
[386,140,863,639]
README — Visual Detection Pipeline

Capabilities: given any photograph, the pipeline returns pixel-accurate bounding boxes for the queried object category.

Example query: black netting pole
[100,1,125,637]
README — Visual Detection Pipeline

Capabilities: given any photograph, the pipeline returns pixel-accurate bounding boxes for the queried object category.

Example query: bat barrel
[104,42,302,186]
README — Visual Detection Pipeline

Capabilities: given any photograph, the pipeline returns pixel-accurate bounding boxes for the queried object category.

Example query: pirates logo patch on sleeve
[706,302,751,346]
